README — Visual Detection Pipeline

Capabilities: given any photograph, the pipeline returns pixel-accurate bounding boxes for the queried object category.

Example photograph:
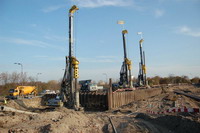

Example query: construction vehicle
[45,94,63,107]
[115,29,133,90]
[8,86,37,98]
[79,80,104,92]
[40,90,56,95]
[60,5,81,110]
[137,36,148,87]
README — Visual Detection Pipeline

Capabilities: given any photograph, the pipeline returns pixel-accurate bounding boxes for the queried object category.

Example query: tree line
[0,72,60,96]
[0,72,200,96]
[147,75,200,86]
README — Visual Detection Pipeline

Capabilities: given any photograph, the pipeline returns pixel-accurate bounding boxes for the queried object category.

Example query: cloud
[42,5,65,13]
[79,56,121,63]
[0,37,46,48]
[30,24,37,27]
[33,55,120,63]
[79,67,119,81]
[42,0,141,12]
[0,37,64,50]
[71,0,133,8]
[176,26,200,37]
[96,56,117,59]
[33,55,49,58]
[154,9,165,18]
[44,35,67,42]
[148,64,200,78]
[33,55,64,61]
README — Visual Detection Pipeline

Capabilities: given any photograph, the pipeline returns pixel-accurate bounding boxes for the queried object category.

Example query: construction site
[1,5,200,133]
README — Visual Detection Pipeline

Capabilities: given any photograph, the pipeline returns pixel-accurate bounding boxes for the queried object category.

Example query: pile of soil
[136,113,200,133]
[0,108,105,133]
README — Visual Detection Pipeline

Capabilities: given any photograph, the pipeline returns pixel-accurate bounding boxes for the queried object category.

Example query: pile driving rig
[137,38,147,87]
[60,5,80,110]
[118,30,133,89]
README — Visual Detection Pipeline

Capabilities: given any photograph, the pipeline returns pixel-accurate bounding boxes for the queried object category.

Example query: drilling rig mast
[60,5,80,110]
[119,30,133,88]
[137,37,147,86]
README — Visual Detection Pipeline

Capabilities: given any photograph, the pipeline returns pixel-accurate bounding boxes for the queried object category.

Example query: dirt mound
[0,107,105,133]
[135,113,151,120]
[22,97,42,108]
[4,100,27,111]
[135,113,200,133]
[3,97,44,112]
[155,115,200,133]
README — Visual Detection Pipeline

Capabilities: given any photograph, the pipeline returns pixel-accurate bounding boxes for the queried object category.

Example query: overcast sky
[0,0,200,82]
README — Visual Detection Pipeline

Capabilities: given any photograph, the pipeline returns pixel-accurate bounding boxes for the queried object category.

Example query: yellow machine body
[9,86,37,96]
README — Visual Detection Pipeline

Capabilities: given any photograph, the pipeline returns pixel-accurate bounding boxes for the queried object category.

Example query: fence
[109,88,162,109]
[79,79,162,110]
[79,92,108,110]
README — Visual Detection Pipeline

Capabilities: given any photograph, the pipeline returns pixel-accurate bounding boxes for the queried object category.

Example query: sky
[0,0,200,82]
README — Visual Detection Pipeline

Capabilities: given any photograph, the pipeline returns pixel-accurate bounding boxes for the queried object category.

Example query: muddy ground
[0,85,200,133]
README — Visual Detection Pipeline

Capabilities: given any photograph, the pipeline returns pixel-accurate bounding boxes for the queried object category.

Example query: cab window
[9,89,14,93]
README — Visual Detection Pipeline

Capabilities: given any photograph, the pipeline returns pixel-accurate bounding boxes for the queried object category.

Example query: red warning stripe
[147,107,200,114]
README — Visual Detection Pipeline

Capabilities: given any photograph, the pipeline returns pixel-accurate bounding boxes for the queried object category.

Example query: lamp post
[14,62,23,85]
[117,20,125,29]
[137,32,143,39]
[36,73,42,89]
[36,73,42,81]
[103,73,108,84]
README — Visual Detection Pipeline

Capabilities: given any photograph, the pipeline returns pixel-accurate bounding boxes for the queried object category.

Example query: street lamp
[36,73,42,89]
[137,32,143,39]
[103,73,108,84]
[36,73,42,81]
[14,62,23,85]
[117,20,125,30]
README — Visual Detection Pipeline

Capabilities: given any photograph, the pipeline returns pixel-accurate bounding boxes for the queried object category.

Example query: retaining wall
[80,88,162,110]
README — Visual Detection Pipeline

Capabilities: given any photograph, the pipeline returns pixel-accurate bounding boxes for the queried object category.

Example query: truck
[79,80,104,92]
[9,86,37,98]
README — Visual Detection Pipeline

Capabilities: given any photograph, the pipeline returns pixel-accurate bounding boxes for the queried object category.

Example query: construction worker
[4,98,7,105]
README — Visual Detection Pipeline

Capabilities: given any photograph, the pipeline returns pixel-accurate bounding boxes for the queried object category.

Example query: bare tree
[47,80,60,90]
[0,72,9,85]
[191,77,200,84]
[9,72,20,84]
[28,76,36,82]
[21,72,28,84]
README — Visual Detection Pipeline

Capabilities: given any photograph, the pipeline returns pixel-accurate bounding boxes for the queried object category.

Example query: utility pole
[36,73,42,89]
[36,73,42,81]
[103,73,108,84]
[14,63,23,85]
